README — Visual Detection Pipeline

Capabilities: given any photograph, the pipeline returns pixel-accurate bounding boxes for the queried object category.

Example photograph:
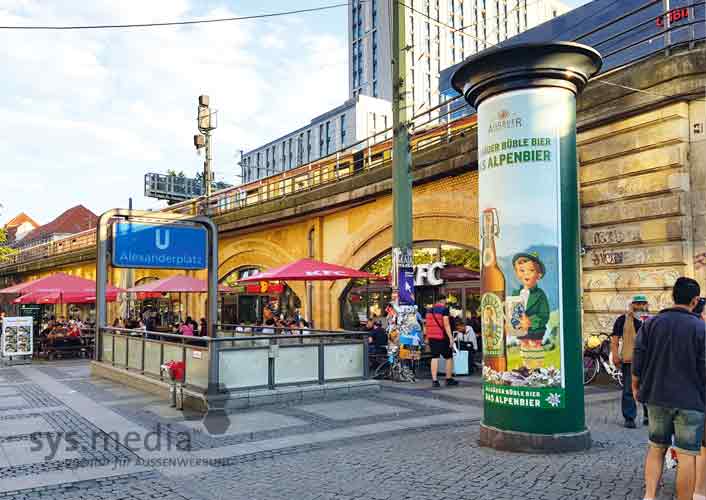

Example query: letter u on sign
[155,229,170,250]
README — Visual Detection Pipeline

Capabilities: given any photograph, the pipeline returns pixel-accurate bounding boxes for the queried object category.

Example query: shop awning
[0,272,124,299]
[238,259,379,282]
[12,289,121,305]
[126,275,232,293]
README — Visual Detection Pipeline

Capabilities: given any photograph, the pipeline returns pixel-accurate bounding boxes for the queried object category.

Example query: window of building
[373,80,378,97]
[256,152,261,168]
[297,134,304,165]
[319,124,324,156]
[306,130,312,163]
[281,141,286,170]
[340,114,346,146]
[325,121,331,155]
[371,0,377,27]
[288,138,293,169]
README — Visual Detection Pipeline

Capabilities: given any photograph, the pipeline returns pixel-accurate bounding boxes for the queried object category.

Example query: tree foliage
[0,228,16,263]
[365,247,479,276]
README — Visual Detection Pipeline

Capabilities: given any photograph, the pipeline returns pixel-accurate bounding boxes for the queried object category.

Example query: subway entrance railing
[96,326,370,395]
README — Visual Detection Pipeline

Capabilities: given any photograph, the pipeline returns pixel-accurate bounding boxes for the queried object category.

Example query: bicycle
[583,334,623,388]
[372,344,416,382]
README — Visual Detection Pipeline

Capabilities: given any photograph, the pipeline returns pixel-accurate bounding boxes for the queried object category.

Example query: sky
[0,0,592,226]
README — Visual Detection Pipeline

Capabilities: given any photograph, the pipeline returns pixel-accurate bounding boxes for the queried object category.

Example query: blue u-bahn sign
[112,222,207,270]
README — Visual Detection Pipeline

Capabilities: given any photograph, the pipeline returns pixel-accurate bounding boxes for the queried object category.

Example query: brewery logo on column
[478,89,566,410]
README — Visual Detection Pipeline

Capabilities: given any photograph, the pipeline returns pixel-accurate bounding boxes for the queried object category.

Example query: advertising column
[452,43,602,452]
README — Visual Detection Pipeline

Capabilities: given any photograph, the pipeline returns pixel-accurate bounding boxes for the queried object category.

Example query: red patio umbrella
[126,275,232,293]
[238,259,378,282]
[0,272,124,298]
[13,289,121,305]
[238,259,379,326]
[126,275,231,322]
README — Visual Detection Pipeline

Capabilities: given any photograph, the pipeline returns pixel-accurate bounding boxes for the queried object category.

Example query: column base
[479,423,591,453]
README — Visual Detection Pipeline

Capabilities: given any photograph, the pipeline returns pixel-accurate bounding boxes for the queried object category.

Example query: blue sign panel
[112,222,207,270]
[398,267,415,305]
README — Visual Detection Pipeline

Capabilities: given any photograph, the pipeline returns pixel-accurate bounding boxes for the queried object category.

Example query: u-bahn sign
[112,222,207,270]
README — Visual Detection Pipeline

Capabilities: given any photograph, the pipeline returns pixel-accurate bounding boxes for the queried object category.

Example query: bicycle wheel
[583,355,599,385]
[399,364,416,383]
[373,360,391,380]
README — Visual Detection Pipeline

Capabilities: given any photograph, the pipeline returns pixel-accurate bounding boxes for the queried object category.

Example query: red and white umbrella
[238,259,378,282]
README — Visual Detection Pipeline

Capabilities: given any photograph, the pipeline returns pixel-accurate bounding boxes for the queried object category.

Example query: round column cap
[451,42,603,108]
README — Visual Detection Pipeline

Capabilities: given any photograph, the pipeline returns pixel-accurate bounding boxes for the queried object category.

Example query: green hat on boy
[512,252,545,275]
[632,294,648,304]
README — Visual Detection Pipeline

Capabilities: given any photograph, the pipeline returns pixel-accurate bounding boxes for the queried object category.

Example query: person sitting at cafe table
[368,320,388,355]
[178,321,194,336]
[67,321,81,337]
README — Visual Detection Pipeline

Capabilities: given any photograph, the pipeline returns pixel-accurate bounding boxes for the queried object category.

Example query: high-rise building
[240,95,392,184]
[239,0,569,184]
[349,0,569,115]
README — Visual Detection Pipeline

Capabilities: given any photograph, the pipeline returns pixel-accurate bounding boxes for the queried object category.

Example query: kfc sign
[656,7,689,27]
[414,262,445,286]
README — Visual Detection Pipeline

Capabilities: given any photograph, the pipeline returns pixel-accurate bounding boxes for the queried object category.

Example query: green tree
[0,228,16,263]
[441,247,480,272]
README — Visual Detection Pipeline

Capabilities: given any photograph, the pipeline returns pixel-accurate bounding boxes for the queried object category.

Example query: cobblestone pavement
[0,361,672,500]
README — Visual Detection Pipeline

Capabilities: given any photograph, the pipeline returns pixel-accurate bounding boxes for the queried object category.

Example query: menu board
[2,316,33,357]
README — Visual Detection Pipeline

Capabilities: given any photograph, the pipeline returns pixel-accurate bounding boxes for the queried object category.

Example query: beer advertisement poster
[478,88,567,410]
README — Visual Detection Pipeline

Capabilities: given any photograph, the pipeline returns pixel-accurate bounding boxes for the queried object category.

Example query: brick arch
[327,210,480,328]
[217,238,306,314]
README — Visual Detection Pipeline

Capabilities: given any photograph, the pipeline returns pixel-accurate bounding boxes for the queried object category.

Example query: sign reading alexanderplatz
[112,222,208,270]
[452,42,602,452]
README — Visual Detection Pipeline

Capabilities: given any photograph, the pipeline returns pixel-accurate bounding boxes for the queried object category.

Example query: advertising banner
[2,316,34,357]
[478,88,568,409]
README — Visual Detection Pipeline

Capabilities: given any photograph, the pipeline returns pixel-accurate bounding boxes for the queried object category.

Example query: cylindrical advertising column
[452,43,602,452]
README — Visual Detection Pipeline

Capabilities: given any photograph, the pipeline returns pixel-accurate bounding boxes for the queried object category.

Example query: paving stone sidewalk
[0,361,671,499]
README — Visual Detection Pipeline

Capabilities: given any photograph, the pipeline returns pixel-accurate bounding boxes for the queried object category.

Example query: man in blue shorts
[632,277,706,500]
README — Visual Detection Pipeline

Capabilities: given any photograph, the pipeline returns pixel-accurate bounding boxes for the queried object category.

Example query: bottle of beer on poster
[480,208,507,372]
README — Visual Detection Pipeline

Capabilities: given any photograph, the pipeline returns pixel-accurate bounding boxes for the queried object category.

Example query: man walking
[611,294,650,428]
[425,295,458,388]
[632,277,706,500]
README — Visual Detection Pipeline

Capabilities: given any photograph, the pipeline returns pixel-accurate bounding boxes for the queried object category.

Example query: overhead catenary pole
[195,95,217,213]
[391,0,414,303]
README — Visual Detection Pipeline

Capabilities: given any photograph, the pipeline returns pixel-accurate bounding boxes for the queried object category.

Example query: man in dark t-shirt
[368,321,387,355]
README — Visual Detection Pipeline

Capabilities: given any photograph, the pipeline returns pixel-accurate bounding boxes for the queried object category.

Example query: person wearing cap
[611,294,649,429]
[511,252,550,370]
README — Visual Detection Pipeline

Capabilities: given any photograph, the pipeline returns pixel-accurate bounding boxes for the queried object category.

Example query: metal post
[204,131,213,199]
[318,343,325,385]
[391,0,413,301]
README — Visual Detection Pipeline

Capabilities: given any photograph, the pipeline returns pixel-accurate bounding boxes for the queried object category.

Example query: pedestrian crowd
[612,277,706,500]
[365,295,481,387]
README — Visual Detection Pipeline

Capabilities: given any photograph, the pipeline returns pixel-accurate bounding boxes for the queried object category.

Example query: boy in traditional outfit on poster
[511,253,550,369]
